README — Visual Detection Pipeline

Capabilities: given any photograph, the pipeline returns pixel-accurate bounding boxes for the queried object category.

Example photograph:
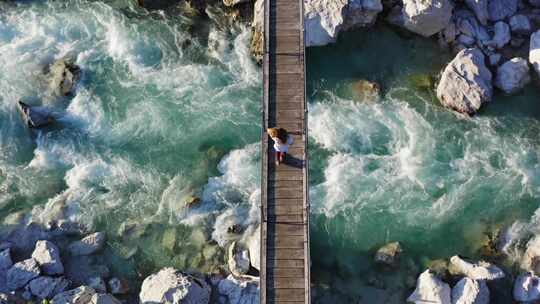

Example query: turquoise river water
[1,1,540,303]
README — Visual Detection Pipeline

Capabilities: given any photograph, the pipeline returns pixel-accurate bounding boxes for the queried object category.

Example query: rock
[0,249,12,270]
[490,21,511,49]
[451,277,489,304]
[401,0,453,37]
[436,48,492,115]
[184,195,201,208]
[91,293,122,304]
[88,277,107,293]
[531,0,540,7]
[31,240,64,275]
[456,17,490,43]
[17,101,55,128]
[494,57,531,94]
[407,270,451,304]
[440,22,457,44]
[409,74,435,91]
[48,59,81,96]
[529,30,540,78]
[6,258,40,290]
[521,235,540,275]
[228,241,250,277]
[217,275,259,304]
[108,277,129,294]
[374,242,402,266]
[28,276,70,299]
[350,79,381,101]
[68,232,106,256]
[342,0,383,30]
[488,0,517,21]
[426,259,450,279]
[510,37,525,48]
[162,228,177,251]
[465,0,488,25]
[137,0,182,10]
[458,34,476,46]
[0,292,23,304]
[509,15,532,35]
[223,0,248,6]
[489,53,502,66]
[246,226,260,271]
[304,0,348,46]
[513,273,540,302]
[52,286,96,304]
[139,268,211,304]
[64,255,110,286]
[449,255,505,280]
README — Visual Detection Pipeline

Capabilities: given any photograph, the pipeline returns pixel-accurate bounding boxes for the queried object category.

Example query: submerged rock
[449,256,505,281]
[228,241,250,277]
[139,268,211,304]
[407,270,451,304]
[48,59,81,96]
[32,240,64,275]
[513,273,540,302]
[68,232,106,256]
[17,101,55,128]
[451,277,489,304]
[494,57,531,94]
[6,258,40,290]
[350,79,381,101]
[136,0,182,10]
[108,277,129,295]
[436,48,492,115]
[374,242,402,266]
[401,0,453,37]
[52,286,96,304]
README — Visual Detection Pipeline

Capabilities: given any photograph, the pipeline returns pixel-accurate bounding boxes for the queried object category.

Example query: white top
[271,136,293,153]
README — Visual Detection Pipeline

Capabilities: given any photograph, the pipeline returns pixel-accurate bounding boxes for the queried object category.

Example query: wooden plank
[267,214,304,223]
[268,198,303,206]
[267,235,305,248]
[267,288,306,302]
[267,223,305,236]
[267,204,303,215]
[269,279,306,289]
[269,259,305,268]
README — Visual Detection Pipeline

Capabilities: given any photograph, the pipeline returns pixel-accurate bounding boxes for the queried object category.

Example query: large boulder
[52,286,96,304]
[407,270,451,304]
[250,0,264,62]
[228,241,250,277]
[514,273,540,302]
[304,0,348,46]
[449,256,505,281]
[342,0,383,30]
[487,0,517,22]
[6,258,40,290]
[494,57,531,94]
[217,275,259,304]
[529,30,540,78]
[0,249,12,270]
[374,242,402,266]
[48,59,81,96]
[139,268,211,304]
[436,48,492,115]
[401,0,453,37]
[522,235,540,275]
[246,226,260,271]
[464,0,488,25]
[32,240,64,275]
[17,101,55,128]
[28,276,70,299]
[68,232,106,256]
[451,277,489,304]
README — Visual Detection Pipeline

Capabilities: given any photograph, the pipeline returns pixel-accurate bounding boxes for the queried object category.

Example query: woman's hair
[277,128,288,143]
[267,128,279,138]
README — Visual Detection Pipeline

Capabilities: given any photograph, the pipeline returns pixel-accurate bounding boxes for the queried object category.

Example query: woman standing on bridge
[267,127,293,166]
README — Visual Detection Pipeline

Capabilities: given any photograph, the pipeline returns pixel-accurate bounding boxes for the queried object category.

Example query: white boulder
[451,277,489,304]
[401,0,453,37]
[449,256,505,281]
[529,30,540,78]
[246,226,260,271]
[32,240,64,275]
[514,273,540,302]
[139,268,211,304]
[407,270,451,304]
[304,0,348,46]
[436,48,492,115]
[495,57,531,94]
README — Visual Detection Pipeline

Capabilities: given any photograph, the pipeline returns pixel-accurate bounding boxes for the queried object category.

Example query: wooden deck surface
[260,0,310,303]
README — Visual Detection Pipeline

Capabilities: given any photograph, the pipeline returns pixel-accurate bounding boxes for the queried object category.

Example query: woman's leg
[279,152,286,162]
[275,151,281,165]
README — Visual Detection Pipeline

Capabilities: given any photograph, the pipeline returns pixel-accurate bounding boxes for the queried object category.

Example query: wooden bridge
[260,0,309,302]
